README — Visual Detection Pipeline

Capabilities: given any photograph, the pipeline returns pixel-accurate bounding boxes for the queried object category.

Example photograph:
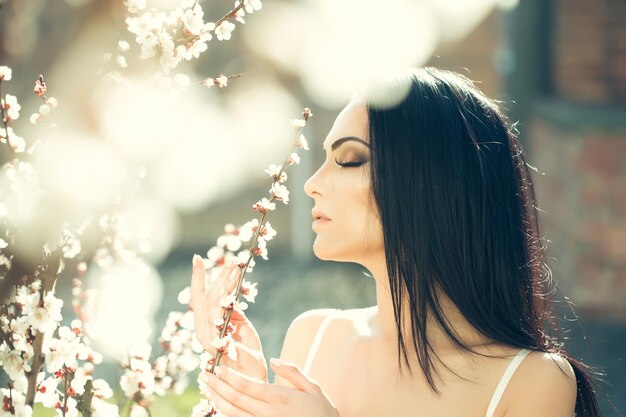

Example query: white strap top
[302,309,340,375]
[302,309,532,417]
[485,348,532,417]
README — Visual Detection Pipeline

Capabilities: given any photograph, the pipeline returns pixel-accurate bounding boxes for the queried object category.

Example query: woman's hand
[198,358,340,417]
[190,254,268,383]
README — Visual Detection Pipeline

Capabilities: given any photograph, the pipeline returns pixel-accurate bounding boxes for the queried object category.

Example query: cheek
[312,172,384,261]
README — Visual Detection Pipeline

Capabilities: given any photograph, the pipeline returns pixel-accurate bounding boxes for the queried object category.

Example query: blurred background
[0,0,624,415]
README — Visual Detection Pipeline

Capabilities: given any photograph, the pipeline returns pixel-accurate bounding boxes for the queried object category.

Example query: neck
[362,254,490,356]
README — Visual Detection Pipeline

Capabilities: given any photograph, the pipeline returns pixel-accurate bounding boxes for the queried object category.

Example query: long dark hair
[365,67,601,416]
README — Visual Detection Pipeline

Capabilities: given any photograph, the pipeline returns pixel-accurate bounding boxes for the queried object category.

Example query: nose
[304,165,325,198]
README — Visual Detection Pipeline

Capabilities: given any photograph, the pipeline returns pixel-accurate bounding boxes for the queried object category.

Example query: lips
[311,208,331,222]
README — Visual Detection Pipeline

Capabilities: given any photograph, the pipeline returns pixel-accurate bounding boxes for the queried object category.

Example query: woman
[190,67,601,417]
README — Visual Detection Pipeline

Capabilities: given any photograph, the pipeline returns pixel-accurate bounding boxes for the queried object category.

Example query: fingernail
[193,254,201,266]
[270,358,283,368]
[214,366,222,376]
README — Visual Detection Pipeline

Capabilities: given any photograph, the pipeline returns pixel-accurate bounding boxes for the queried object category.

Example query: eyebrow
[324,136,370,152]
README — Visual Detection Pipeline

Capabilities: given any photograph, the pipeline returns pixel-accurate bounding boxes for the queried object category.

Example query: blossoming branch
[190,107,312,417]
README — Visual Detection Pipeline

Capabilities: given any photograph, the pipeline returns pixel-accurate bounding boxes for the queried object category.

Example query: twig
[209,110,311,372]
[24,249,62,406]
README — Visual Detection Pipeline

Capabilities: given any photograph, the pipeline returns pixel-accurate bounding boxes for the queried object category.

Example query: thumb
[270,358,319,394]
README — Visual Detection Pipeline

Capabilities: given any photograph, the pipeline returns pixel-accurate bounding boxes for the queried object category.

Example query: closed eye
[334,158,365,168]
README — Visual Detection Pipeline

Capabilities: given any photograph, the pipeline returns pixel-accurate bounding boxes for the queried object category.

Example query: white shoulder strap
[302,310,338,375]
[485,348,532,417]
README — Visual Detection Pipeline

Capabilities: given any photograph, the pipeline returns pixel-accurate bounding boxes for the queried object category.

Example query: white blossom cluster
[29,75,59,126]
[0,66,28,153]
[124,0,263,74]
[0,69,124,416]
[190,108,312,416]
[0,280,115,417]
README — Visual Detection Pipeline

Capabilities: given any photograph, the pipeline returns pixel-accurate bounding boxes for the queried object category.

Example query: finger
[214,365,278,402]
[269,358,321,395]
[223,267,242,295]
[214,261,238,297]
[190,254,205,310]
[198,340,260,372]
[199,384,255,417]
[202,368,270,416]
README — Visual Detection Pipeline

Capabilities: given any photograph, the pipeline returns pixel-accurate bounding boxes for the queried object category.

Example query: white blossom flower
[57,396,78,417]
[253,197,276,213]
[234,299,248,313]
[62,229,82,259]
[124,0,146,13]
[270,182,289,204]
[0,342,32,381]
[92,379,114,399]
[296,133,309,150]
[260,221,277,241]
[24,291,63,334]
[192,399,214,417]
[0,254,10,271]
[233,4,246,24]
[47,97,58,108]
[30,113,42,124]
[234,250,255,271]
[3,128,25,153]
[264,164,287,182]
[92,398,120,417]
[35,376,59,408]
[1,388,32,417]
[244,0,262,13]
[128,342,152,360]
[0,65,12,80]
[120,362,155,397]
[256,238,268,260]
[238,219,259,242]
[287,152,300,165]
[290,118,306,129]
[70,367,89,395]
[241,281,258,303]
[2,94,21,121]
[264,163,282,177]
[219,294,236,309]
[116,54,128,68]
[118,40,131,53]
[207,246,225,261]
[215,74,228,87]
[38,104,51,116]
[181,4,206,35]
[217,233,242,252]
[214,20,235,41]
[177,286,191,304]
[130,405,149,417]
[0,238,7,249]
[211,334,237,360]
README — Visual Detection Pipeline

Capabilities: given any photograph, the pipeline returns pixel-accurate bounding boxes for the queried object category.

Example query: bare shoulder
[502,350,577,417]
[274,308,343,385]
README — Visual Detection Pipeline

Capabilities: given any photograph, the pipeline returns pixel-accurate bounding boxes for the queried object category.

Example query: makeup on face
[324,136,371,168]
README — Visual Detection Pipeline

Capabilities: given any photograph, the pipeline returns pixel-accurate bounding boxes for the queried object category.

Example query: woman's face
[304,100,384,264]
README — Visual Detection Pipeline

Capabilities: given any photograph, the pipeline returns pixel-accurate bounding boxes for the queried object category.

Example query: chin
[312,237,354,262]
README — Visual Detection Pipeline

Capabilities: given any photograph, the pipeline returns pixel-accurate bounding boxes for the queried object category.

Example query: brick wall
[528,0,626,317]
[530,113,626,317]
[552,0,626,102]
